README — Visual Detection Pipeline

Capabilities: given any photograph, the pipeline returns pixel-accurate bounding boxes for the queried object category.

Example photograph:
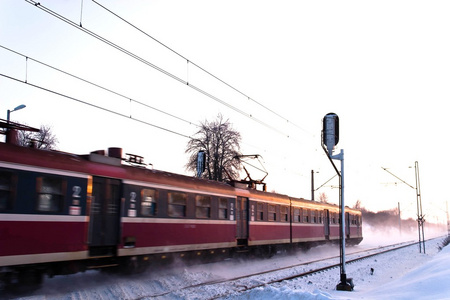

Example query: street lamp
[7,104,26,123]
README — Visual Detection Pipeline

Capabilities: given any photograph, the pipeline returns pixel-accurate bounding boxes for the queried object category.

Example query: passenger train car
[0,134,362,286]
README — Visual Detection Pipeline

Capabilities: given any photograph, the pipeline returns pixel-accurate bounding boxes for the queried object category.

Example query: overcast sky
[1,0,450,225]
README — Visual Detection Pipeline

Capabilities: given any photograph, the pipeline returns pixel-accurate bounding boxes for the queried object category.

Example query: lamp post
[7,104,26,123]
[5,104,26,144]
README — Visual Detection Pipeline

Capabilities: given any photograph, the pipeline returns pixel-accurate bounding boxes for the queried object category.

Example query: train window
[268,204,276,221]
[195,195,211,218]
[141,189,157,216]
[311,210,316,223]
[36,176,65,212]
[168,192,187,217]
[351,215,358,225]
[256,202,264,221]
[303,209,309,223]
[218,198,228,219]
[0,171,14,211]
[293,208,301,222]
[280,206,288,222]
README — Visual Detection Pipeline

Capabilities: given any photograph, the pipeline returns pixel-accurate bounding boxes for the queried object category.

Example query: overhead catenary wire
[0,72,191,139]
[15,1,324,185]
[0,45,198,128]
[1,66,308,183]
[91,0,311,135]
[25,0,299,141]
[1,43,308,179]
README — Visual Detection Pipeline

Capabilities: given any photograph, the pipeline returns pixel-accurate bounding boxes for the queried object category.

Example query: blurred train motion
[0,123,362,287]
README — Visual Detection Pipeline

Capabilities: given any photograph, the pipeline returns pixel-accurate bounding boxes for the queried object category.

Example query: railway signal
[323,113,339,156]
[322,112,354,291]
[196,150,206,177]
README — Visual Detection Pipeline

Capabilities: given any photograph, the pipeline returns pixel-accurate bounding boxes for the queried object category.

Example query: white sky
[1,0,450,224]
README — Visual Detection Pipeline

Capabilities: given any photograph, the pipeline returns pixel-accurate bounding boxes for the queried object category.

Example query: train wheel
[20,269,43,286]
[253,245,276,258]
[6,269,45,293]
[119,256,149,274]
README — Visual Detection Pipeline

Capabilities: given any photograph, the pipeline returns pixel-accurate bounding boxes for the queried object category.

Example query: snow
[363,244,450,300]
[227,237,450,300]
[5,235,450,300]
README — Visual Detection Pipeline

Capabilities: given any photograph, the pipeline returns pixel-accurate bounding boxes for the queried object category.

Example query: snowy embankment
[228,236,450,300]
[6,234,450,300]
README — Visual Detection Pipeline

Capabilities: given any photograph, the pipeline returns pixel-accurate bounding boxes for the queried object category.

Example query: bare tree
[185,114,242,181]
[319,192,329,203]
[18,124,58,150]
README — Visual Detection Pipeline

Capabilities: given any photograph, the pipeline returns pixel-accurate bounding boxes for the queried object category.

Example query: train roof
[0,142,361,214]
[0,142,236,195]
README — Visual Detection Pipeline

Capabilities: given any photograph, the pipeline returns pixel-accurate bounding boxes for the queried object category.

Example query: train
[0,129,362,286]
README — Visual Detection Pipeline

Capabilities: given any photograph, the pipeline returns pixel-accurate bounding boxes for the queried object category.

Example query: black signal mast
[322,112,354,291]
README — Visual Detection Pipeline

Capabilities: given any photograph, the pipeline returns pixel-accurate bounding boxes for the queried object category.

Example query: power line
[92,0,311,135]
[0,45,198,128]
[2,66,310,184]
[0,72,191,139]
[1,43,301,172]
[26,0,298,140]
[17,1,321,183]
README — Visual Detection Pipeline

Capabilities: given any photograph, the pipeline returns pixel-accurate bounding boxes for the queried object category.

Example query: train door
[88,176,122,256]
[324,209,330,240]
[236,197,248,246]
[345,212,351,238]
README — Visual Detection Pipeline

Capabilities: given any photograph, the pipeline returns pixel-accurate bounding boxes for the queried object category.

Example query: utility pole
[414,161,425,253]
[446,201,449,237]
[381,164,425,253]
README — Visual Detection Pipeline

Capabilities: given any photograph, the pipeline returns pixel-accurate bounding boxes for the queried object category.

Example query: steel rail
[134,240,424,299]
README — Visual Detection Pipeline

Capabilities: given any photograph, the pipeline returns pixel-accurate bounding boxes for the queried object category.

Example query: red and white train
[0,131,362,286]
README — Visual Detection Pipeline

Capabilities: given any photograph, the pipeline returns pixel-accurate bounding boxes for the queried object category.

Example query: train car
[242,189,362,252]
[0,136,362,286]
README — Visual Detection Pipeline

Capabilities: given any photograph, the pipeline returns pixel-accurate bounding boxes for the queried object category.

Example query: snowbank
[226,242,450,300]
[226,286,336,300]
[362,244,450,300]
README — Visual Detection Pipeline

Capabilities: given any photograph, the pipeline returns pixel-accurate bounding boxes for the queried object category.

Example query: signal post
[322,113,354,291]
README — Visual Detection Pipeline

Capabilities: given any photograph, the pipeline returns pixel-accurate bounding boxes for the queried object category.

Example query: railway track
[135,240,425,299]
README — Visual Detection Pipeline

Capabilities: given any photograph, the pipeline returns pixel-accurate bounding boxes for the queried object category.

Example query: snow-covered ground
[226,235,450,300]
[5,230,450,300]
